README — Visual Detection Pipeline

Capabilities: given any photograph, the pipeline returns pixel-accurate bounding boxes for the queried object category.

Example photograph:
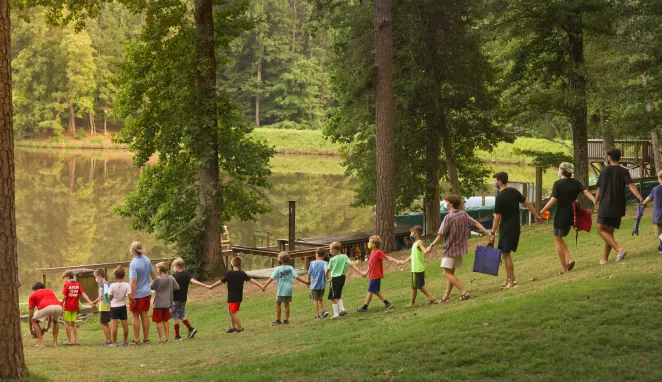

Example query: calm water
[15,148,552,297]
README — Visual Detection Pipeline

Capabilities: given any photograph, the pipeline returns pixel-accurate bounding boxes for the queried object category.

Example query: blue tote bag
[473,245,501,276]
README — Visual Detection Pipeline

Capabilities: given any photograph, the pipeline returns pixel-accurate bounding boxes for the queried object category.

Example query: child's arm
[127,290,136,306]
[249,278,264,289]
[325,268,331,281]
[190,279,209,288]
[80,292,94,305]
[384,255,400,264]
[261,278,274,291]
[208,280,223,289]
[172,278,180,291]
[349,263,363,275]
[643,196,652,207]
[401,255,411,266]
[294,276,310,287]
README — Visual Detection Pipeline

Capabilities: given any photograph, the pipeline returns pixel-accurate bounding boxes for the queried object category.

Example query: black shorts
[498,234,520,254]
[328,276,346,300]
[411,272,425,289]
[100,311,111,324]
[598,217,621,230]
[110,306,128,321]
[554,225,572,237]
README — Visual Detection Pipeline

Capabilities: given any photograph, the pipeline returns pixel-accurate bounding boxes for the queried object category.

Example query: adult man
[491,172,542,289]
[28,282,62,347]
[129,241,156,345]
[594,148,644,264]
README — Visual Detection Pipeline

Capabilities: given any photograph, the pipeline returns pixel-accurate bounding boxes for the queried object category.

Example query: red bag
[572,201,592,246]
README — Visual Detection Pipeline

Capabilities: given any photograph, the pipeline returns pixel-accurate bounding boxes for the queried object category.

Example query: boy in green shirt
[401,225,437,306]
[325,241,363,319]
[92,268,113,346]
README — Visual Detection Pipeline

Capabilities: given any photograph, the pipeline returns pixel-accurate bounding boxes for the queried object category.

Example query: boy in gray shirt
[150,262,180,343]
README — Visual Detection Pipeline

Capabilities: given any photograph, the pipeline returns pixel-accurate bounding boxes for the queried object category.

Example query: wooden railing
[587,139,653,163]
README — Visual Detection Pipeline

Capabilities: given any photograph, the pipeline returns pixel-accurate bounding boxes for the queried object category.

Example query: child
[326,241,363,319]
[92,268,113,346]
[108,265,131,346]
[60,270,94,345]
[150,262,180,344]
[308,248,329,320]
[171,258,209,340]
[208,257,264,333]
[356,235,400,312]
[427,194,492,301]
[642,170,662,252]
[261,252,310,326]
[402,225,437,306]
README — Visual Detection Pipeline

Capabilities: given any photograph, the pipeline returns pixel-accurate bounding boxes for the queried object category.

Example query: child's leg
[72,322,79,344]
[313,299,320,316]
[101,322,111,342]
[331,298,339,316]
[52,321,59,346]
[409,288,417,305]
[164,320,170,340]
[276,302,282,321]
[174,318,180,338]
[320,298,327,312]
[444,279,453,299]
[233,312,243,329]
[420,286,435,301]
[156,321,163,340]
[443,268,467,295]
[284,302,291,321]
[111,320,118,344]
[554,235,569,272]
[32,320,45,346]
[364,292,373,306]
[338,299,345,311]
[64,321,72,343]
[121,320,129,343]
[375,292,387,302]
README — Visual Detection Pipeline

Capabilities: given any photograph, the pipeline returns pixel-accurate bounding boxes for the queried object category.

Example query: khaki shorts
[655,224,662,236]
[441,256,464,270]
[33,305,62,322]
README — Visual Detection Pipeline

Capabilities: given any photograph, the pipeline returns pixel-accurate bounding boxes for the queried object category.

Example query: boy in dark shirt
[492,172,542,289]
[595,149,644,263]
[641,170,662,252]
[171,258,209,340]
[209,257,264,333]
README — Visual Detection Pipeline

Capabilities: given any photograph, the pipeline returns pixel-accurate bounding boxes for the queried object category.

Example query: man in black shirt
[594,149,644,264]
[491,172,543,289]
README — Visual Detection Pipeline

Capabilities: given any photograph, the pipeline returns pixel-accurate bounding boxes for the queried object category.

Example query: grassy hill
[21,215,662,381]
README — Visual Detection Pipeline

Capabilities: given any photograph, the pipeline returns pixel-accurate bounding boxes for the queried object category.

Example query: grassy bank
[21,213,662,381]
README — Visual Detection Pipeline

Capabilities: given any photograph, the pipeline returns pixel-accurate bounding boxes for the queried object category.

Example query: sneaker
[235,328,245,334]
[283,320,289,325]
[157,339,165,344]
[504,281,519,289]
[118,342,128,347]
[188,328,198,339]
[331,315,340,320]
[321,310,329,318]
[616,249,627,262]
[356,306,368,313]
[174,336,182,341]
[272,321,282,326]
[339,310,348,316]
[226,328,237,334]
[385,303,394,309]
[314,316,321,320]
[501,278,511,289]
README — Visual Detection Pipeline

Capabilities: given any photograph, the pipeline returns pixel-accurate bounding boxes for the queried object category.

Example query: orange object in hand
[543,211,550,220]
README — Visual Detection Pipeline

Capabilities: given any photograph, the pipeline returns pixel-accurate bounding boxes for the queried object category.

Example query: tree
[61,27,96,137]
[0,0,27,376]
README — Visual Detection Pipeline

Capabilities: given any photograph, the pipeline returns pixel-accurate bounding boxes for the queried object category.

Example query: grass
[249,128,339,155]
[21,210,662,381]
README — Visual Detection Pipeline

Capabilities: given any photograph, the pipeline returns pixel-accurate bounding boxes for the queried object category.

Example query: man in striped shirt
[427,195,492,302]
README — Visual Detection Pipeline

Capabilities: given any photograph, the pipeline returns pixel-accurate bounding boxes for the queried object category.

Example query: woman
[540,162,597,274]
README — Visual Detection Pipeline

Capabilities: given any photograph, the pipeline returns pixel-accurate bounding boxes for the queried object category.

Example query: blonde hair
[172,258,185,270]
[330,241,342,252]
[369,235,382,249]
[278,251,291,264]
[94,268,106,279]
[156,262,169,274]
[657,170,662,178]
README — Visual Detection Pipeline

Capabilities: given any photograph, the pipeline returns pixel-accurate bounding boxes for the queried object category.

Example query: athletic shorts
[276,296,292,303]
[598,217,621,230]
[328,276,346,300]
[33,305,62,322]
[171,301,187,320]
[368,278,381,293]
[99,311,111,324]
[411,272,425,289]
[310,289,325,301]
[228,302,241,313]
[441,256,464,269]
[129,295,151,313]
[152,307,171,322]
[63,310,78,323]
[554,225,572,237]
[110,306,127,321]
[498,234,520,254]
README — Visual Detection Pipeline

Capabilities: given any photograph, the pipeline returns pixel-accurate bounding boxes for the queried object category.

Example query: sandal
[459,294,471,301]
[427,299,438,305]
[129,340,141,346]
[141,340,151,345]
[568,261,576,271]
[558,271,568,275]
[438,297,450,303]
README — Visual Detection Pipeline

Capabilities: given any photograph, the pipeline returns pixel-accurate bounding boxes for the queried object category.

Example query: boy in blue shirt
[261,252,310,326]
[642,170,662,252]
[307,248,329,320]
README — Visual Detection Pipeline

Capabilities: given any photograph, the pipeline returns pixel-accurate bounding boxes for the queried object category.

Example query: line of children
[150,262,180,344]
[108,266,131,346]
[261,252,310,325]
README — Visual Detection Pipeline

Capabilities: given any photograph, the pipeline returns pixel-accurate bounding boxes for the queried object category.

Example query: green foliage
[513,149,574,170]
[74,130,87,140]
[90,136,103,144]
[114,0,273,275]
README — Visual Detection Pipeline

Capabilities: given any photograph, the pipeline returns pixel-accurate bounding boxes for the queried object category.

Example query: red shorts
[129,296,151,313]
[228,302,241,313]
[152,308,171,322]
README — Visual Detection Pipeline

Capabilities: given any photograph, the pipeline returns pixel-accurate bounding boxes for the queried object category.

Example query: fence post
[535,166,543,213]
[288,200,296,252]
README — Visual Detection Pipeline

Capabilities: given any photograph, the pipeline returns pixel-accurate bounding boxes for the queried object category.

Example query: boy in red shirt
[60,270,94,345]
[28,282,62,347]
[356,235,400,312]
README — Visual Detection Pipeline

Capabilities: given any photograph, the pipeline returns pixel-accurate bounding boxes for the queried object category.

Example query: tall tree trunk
[423,123,441,236]
[194,0,224,274]
[567,11,589,205]
[291,0,297,51]
[374,0,395,252]
[440,113,461,195]
[103,108,108,136]
[600,109,615,156]
[642,73,662,174]
[89,112,95,135]
[255,61,261,127]
[69,87,76,136]
[0,0,28,376]
[88,158,95,183]
[68,157,76,192]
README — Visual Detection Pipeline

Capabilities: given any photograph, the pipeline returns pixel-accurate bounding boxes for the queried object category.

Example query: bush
[90,136,104,145]
[75,130,87,140]
[48,134,67,143]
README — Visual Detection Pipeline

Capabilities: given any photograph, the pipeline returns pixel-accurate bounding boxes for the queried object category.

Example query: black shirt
[222,270,252,303]
[597,165,633,218]
[172,271,193,302]
[494,187,526,238]
[551,178,587,229]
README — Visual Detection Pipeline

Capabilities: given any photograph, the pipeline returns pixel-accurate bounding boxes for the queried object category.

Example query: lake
[15,148,555,297]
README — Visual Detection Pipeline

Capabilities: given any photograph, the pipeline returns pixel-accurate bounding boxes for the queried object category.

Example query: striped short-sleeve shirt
[438,210,478,258]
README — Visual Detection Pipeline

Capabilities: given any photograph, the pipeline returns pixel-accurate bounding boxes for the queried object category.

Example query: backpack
[572,201,592,246]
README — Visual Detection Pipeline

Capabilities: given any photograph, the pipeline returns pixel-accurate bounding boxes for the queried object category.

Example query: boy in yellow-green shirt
[401,225,437,306]
[325,241,363,319]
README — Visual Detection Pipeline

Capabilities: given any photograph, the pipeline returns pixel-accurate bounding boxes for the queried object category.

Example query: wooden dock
[295,225,412,247]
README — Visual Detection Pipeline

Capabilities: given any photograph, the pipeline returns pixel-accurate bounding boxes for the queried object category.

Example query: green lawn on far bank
[21,212,662,381]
